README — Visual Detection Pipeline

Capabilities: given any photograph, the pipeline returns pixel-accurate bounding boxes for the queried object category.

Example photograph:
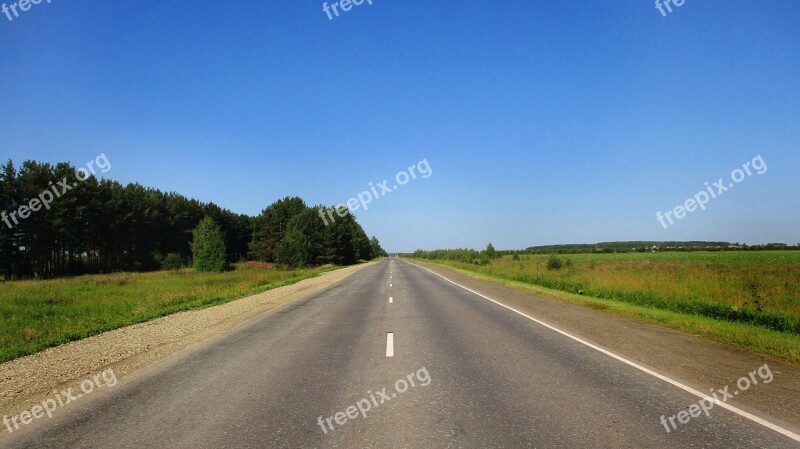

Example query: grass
[0,264,337,363]
[409,252,800,364]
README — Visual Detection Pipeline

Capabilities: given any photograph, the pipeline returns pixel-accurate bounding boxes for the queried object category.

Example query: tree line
[410,242,799,263]
[0,159,386,279]
[409,244,498,265]
[523,241,799,254]
[248,196,386,268]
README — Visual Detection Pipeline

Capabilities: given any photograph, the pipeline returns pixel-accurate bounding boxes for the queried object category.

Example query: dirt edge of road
[0,262,375,419]
[407,259,800,433]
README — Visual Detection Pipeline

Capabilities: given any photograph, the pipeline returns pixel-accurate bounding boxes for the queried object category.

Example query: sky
[1,0,798,252]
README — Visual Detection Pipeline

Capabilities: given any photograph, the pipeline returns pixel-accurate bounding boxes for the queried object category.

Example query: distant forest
[0,159,386,280]
[408,241,799,265]
[522,241,798,254]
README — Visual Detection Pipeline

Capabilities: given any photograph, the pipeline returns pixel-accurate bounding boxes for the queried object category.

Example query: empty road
[2,258,798,448]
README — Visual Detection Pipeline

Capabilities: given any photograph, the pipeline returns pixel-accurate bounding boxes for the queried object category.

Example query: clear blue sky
[1,0,798,252]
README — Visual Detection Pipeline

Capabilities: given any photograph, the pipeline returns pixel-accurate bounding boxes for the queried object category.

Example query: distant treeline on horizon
[402,241,799,258]
[520,241,799,254]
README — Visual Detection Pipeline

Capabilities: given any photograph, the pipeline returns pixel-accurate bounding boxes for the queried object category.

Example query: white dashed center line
[386,333,394,357]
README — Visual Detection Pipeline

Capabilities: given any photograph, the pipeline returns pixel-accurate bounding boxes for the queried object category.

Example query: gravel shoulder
[408,259,800,432]
[0,263,374,419]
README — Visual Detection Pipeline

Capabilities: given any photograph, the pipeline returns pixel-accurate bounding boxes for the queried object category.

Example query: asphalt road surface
[3,258,798,448]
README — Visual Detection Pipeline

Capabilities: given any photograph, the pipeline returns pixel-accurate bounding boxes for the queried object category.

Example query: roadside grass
[413,252,800,332]
[408,254,800,365]
[0,264,337,363]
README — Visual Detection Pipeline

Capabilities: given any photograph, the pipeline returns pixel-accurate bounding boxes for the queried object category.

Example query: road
[2,258,798,448]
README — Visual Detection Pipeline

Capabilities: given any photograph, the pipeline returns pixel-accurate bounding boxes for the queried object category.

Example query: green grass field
[410,251,800,362]
[0,264,334,363]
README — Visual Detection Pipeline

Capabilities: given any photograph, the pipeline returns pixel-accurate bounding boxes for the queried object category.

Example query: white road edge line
[386,333,394,357]
[402,260,800,443]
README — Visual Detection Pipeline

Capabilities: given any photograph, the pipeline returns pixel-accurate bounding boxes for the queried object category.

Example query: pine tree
[485,243,497,259]
[275,228,311,268]
[191,217,228,272]
[249,197,307,262]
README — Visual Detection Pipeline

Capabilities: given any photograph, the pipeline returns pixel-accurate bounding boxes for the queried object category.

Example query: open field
[408,251,800,358]
[410,251,800,330]
[0,264,335,363]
